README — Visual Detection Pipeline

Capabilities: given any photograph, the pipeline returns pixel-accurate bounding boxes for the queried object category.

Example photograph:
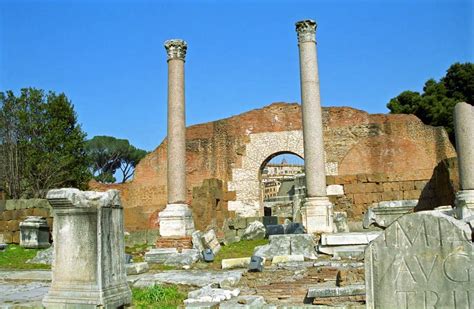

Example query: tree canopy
[86,135,147,183]
[0,88,90,198]
[387,62,473,143]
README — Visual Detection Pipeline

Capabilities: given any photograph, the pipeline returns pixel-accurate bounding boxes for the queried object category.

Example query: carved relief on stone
[164,39,187,61]
[295,19,317,43]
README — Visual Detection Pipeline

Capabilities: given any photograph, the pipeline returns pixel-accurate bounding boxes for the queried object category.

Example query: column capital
[295,19,317,43]
[164,39,187,61]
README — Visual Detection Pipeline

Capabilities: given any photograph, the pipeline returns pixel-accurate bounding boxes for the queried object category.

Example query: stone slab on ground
[272,255,304,264]
[126,262,149,275]
[313,261,364,269]
[163,248,200,267]
[320,231,381,246]
[185,302,219,308]
[132,270,244,288]
[219,295,267,308]
[144,248,178,263]
[366,211,474,309]
[290,234,317,259]
[0,270,51,282]
[0,282,49,308]
[254,235,291,258]
[307,284,366,298]
[254,234,317,260]
[317,244,366,260]
[221,257,251,270]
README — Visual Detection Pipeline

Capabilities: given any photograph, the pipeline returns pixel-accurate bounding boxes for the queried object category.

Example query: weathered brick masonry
[90,102,457,232]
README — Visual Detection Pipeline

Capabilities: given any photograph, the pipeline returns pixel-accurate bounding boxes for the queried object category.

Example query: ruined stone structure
[90,102,457,235]
[44,189,131,308]
[366,211,474,309]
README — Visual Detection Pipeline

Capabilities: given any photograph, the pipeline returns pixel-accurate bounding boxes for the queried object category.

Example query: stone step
[317,244,366,260]
[313,261,364,269]
[320,232,381,246]
[307,284,366,298]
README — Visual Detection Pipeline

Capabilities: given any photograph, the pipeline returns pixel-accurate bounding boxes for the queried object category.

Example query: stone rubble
[241,221,266,240]
[184,285,240,305]
[126,262,149,275]
[272,254,304,264]
[144,248,178,263]
[26,245,54,265]
[164,249,201,267]
[201,229,221,255]
[132,270,244,288]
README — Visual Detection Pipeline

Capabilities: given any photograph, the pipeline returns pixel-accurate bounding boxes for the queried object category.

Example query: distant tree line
[387,62,473,143]
[0,88,147,199]
[85,136,147,184]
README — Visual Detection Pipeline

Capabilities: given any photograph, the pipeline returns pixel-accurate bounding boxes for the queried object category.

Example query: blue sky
[1,0,472,152]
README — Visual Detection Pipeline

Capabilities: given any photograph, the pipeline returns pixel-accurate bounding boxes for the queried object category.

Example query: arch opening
[259,152,305,219]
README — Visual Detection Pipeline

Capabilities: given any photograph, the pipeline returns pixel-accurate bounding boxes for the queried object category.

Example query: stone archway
[227,130,304,217]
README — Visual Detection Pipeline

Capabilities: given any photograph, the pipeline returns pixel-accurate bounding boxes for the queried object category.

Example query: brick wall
[90,103,457,231]
[328,158,458,220]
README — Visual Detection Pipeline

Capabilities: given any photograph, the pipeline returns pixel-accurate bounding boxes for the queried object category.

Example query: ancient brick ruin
[90,102,457,235]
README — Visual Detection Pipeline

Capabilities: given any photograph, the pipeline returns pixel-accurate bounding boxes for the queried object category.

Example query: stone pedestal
[19,216,50,249]
[454,189,474,219]
[301,197,334,234]
[454,102,474,219]
[43,188,131,308]
[159,203,195,237]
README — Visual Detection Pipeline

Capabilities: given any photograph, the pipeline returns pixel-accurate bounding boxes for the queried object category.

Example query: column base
[301,197,334,234]
[43,282,131,308]
[454,190,474,219]
[159,203,195,237]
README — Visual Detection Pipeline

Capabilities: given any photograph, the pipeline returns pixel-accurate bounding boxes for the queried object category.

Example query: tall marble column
[158,39,195,237]
[296,19,334,233]
[454,102,474,219]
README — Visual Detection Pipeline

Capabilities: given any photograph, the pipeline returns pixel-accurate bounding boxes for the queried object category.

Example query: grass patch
[210,239,269,268]
[0,244,50,270]
[125,244,150,263]
[148,264,178,271]
[132,284,186,309]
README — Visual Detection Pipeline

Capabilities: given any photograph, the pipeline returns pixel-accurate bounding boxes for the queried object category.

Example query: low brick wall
[328,158,458,220]
[0,199,53,244]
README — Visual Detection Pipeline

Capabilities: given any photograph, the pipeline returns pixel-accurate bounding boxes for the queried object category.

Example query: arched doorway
[227,130,305,217]
[259,152,304,218]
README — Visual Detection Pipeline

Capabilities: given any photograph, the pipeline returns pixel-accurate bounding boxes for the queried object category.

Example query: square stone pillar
[19,216,50,249]
[43,188,131,308]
